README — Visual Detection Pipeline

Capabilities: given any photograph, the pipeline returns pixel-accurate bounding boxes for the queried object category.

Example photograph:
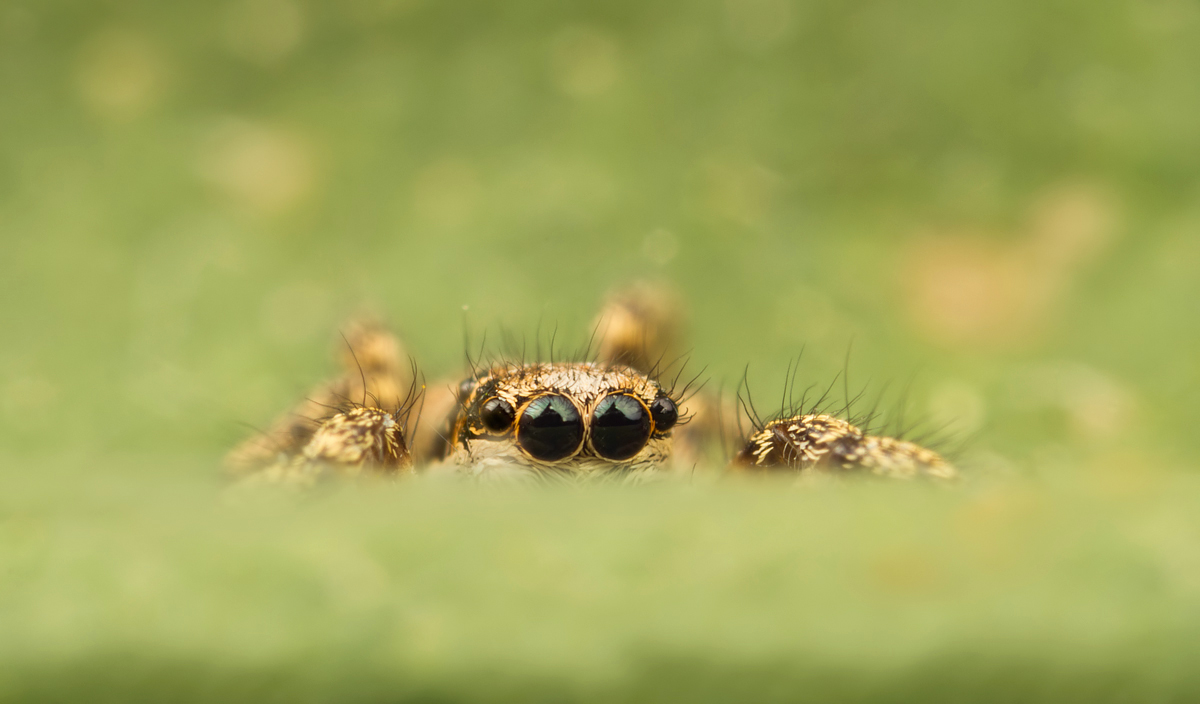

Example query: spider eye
[480,397,515,433]
[591,394,651,460]
[650,397,678,431]
[457,378,477,402]
[517,394,584,461]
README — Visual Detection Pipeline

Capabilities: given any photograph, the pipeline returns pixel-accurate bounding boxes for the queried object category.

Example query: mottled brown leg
[592,281,685,374]
[732,414,955,479]
[225,319,418,481]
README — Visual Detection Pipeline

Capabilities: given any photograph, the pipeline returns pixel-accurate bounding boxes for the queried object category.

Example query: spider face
[450,362,679,478]
[227,283,956,484]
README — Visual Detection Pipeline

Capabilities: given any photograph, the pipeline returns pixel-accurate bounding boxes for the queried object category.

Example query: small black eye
[517,394,584,461]
[591,394,651,460]
[650,397,678,431]
[480,397,515,433]
[457,378,477,402]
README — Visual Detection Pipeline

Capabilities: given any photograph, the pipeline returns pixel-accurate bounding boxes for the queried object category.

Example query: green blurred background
[3,0,1200,700]
[5,0,1199,465]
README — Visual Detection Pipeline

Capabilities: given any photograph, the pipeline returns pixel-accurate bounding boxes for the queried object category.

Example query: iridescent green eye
[591,394,651,460]
[517,394,584,461]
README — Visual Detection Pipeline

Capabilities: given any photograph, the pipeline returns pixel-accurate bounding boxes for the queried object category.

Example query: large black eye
[480,397,515,433]
[517,394,584,461]
[591,394,651,460]
[650,397,678,431]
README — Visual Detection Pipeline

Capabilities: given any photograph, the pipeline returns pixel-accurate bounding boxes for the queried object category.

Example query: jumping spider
[227,283,956,485]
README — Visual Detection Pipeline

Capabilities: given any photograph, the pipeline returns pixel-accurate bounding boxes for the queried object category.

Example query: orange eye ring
[589,393,652,461]
[516,394,585,461]
[479,397,515,433]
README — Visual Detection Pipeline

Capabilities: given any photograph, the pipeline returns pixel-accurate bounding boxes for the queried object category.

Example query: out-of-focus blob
[903,183,1119,349]
[197,119,319,215]
[76,28,167,121]
[550,26,622,98]
[222,0,305,66]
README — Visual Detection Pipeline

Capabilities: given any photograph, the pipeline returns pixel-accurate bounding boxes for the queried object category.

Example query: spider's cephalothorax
[733,414,955,480]
[448,362,680,480]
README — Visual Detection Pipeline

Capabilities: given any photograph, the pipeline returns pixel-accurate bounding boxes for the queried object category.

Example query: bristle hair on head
[458,317,696,393]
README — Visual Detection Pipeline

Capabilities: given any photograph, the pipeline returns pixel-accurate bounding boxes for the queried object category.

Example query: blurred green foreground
[4,464,1200,703]
[3,0,1200,700]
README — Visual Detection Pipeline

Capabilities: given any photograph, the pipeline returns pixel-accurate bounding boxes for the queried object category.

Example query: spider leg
[226,318,421,484]
[592,281,685,374]
[732,413,956,480]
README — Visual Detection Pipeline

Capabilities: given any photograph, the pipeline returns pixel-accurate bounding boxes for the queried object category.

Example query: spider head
[450,362,680,479]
